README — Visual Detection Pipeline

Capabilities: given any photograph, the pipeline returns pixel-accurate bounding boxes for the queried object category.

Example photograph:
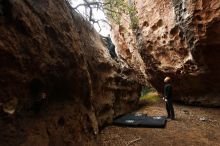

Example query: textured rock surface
[112,0,220,106]
[0,0,141,145]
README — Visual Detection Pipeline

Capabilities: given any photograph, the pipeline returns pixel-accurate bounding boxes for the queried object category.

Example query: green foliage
[129,15,139,29]
[104,0,137,25]
[140,92,160,103]
[72,0,139,30]
[140,87,160,103]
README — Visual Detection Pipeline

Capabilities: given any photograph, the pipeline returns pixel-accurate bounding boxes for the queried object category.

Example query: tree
[69,0,137,31]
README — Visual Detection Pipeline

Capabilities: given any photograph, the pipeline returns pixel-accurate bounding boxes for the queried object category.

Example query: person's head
[164,76,171,83]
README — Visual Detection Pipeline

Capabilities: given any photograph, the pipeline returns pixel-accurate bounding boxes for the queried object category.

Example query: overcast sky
[70,0,110,36]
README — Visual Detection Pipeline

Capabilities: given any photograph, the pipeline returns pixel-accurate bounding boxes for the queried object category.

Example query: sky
[70,0,110,36]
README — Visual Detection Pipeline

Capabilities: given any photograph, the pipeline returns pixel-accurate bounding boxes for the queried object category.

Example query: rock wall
[112,0,220,106]
[0,0,141,145]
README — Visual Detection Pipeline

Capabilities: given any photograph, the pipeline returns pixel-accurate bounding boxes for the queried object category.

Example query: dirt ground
[97,102,220,146]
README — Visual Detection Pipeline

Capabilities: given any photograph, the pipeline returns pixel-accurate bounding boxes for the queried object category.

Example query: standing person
[163,76,175,120]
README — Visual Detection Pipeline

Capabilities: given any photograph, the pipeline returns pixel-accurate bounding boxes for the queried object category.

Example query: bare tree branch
[71,0,135,32]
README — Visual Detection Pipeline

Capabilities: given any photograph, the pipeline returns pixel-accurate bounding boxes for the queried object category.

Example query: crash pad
[113,113,166,128]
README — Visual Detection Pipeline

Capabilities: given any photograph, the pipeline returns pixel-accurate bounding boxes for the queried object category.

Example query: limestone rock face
[0,0,141,145]
[112,0,220,106]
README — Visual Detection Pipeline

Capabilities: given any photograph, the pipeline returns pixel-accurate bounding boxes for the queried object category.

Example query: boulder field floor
[97,102,220,146]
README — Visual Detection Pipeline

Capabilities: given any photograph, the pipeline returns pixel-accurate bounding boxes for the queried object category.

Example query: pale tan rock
[112,0,220,106]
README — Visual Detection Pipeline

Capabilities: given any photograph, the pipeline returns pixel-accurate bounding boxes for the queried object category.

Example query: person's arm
[163,85,168,102]
[164,84,172,101]
[159,93,167,102]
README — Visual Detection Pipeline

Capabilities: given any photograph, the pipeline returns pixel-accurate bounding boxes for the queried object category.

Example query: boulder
[0,0,141,145]
[112,0,220,106]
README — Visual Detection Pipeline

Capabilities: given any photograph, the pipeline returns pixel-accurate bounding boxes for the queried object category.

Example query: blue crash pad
[113,114,167,128]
